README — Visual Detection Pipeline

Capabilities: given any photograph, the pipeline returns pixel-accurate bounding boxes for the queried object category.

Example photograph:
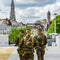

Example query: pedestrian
[23,29,34,60]
[34,28,47,60]
[16,30,25,60]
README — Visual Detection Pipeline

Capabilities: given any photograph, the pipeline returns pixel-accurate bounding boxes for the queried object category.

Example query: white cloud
[17,3,60,21]
[56,2,60,6]
[0,0,60,23]
[16,0,36,3]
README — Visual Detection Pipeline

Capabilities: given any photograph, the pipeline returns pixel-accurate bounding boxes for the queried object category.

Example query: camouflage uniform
[15,36,24,60]
[23,35,34,60]
[15,30,25,60]
[34,33,47,60]
[18,36,24,60]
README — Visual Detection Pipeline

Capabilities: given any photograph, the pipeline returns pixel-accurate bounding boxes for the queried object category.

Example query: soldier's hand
[26,42,31,45]
[35,46,41,50]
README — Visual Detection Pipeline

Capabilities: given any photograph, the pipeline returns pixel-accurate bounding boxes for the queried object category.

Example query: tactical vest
[23,35,34,55]
[24,35,33,49]
[35,34,47,47]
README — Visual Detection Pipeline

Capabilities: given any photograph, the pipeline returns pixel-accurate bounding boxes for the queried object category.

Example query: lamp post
[54,13,57,33]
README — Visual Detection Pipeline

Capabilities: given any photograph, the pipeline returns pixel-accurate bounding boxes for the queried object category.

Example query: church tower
[10,0,16,21]
[10,0,18,27]
[47,11,51,25]
[46,11,51,31]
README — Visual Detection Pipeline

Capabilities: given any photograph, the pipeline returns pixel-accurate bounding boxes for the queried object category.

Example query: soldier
[23,29,34,60]
[16,30,25,60]
[34,28,47,60]
[15,30,24,46]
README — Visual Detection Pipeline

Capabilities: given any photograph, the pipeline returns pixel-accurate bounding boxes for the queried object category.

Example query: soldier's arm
[25,37,33,49]
[44,35,47,45]
[15,37,19,46]
[41,35,47,48]
[19,39,24,48]
[33,36,42,52]
[33,36,39,47]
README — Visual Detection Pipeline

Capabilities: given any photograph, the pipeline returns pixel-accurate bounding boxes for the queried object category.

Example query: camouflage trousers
[24,53,34,60]
[36,48,45,60]
[17,49,34,60]
[19,54,26,60]
[17,49,24,60]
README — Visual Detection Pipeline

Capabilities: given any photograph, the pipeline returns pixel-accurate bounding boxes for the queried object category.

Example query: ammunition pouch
[35,46,42,54]
[36,46,41,50]
[24,48,34,55]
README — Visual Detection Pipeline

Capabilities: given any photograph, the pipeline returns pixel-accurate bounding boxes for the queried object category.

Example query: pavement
[0,47,14,60]
[0,46,60,60]
[45,47,60,60]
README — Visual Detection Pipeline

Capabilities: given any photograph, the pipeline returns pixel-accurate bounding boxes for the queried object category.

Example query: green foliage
[56,15,60,33]
[48,15,60,33]
[3,32,6,34]
[9,28,20,43]
[9,26,32,43]
[48,20,55,33]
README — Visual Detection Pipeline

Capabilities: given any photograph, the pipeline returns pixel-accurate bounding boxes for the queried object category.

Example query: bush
[9,26,32,44]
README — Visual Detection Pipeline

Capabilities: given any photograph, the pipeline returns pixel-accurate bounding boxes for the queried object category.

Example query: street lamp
[54,13,57,33]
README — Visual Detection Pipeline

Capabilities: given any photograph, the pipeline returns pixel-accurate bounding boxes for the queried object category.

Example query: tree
[56,15,60,33]
[48,20,55,33]
[9,26,32,43]
[48,15,60,33]
[9,28,20,43]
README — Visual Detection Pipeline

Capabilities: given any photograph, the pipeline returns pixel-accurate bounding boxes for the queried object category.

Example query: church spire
[47,11,51,24]
[10,0,16,21]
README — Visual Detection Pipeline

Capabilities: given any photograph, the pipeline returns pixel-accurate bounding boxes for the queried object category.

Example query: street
[0,46,60,60]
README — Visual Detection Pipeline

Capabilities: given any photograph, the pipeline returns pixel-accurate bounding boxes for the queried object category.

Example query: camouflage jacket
[15,36,24,46]
[24,35,34,50]
[34,33,47,48]
[23,35,34,54]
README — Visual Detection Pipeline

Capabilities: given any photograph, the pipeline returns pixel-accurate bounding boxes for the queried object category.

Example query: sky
[0,0,60,23]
